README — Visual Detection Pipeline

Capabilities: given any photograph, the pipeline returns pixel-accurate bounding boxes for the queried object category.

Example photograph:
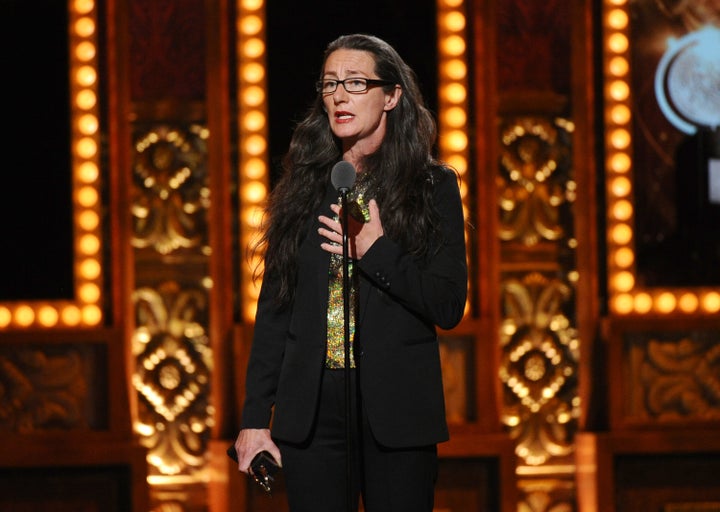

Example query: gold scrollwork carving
[499,272,580,465]
[628,334,720,421]
[131,124,210,255]
[498,116,574,246]
[0,347,88,432]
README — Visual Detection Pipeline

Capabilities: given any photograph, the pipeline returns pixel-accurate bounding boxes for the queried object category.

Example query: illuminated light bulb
[458,180,469,198]
[678,293,699,313]
[242,62,265,83]
[244,134,267,156]
[76,89,97,109]
[76,65,97,87]
[443,130,468,152]
[611,199,633,220]
[442,35,466,56]
[243,110,266,131]
[79,234,101,255]
[609,151,631,173]
[610,104,631,124]
[610,223,632,245]
[243,205,265,226]
[79,258,101,280]
[242,85,265,107]
[610,176,631,196]
[608,56,628,76]
[76,137,97,158]
[610,128,631,149]
[243,38,265,59]
[240,15,262,35]
[701,292,720,313]
[77,186,99,207]
[608,33,629,53]
[241,0,263,10]
[246,280,262,299]
[244,302,258,321]
[78,210,100,230]
[443,106,467,127]
[611,270,634,292]
[77,161,99,183]
[75,41,96,61]
[612,293,634,314]
[613,246,634,267]
[79,283,101,303]
[242,181,267,202]
[446,154,467,173]
[442,83,467,103]
[73,0,94,15]
[78,113,99,135]
[61,305,82,326]
[0,307,11,328]
[609,80,630,101]
[38,306,59,327]
[15,305,35,327]
[82,305,103,325]
[634,293,652,313]
[74,17,95,37]
[244,157,266,179]
[444,59,467,81]
[443,11,466,31]
[655,292,676,313]
[441,0,464,8]
[607,9,628,29]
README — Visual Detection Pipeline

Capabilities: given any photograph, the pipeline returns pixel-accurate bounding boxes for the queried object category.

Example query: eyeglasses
[316,77,395,95]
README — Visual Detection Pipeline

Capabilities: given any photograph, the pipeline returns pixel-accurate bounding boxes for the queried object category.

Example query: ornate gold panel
[130,123,213,479]
[497,115,579,468]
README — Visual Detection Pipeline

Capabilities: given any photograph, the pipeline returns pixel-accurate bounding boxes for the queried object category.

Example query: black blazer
[241,168,467,448]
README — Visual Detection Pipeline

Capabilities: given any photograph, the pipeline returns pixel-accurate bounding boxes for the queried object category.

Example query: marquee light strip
[0,0,104,329]
[602,0,720,316]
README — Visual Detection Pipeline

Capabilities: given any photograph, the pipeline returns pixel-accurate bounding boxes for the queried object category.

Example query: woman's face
[321,49,401,156]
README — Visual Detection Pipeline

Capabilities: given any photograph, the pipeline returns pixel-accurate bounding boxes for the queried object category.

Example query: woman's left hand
[319,199,383,259]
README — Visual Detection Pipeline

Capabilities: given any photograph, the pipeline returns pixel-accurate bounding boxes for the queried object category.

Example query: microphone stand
[339,186,353,512]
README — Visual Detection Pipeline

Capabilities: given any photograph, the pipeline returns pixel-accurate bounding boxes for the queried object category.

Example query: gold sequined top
[325,175,374,369]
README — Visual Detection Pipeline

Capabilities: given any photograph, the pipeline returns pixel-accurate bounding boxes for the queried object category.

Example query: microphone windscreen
[331,161,357,191]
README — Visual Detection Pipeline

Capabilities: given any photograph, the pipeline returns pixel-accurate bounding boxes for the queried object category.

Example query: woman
[231,33,467,511]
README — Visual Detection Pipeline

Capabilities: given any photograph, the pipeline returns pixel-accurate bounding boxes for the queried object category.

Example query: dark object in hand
[227,445,279,494]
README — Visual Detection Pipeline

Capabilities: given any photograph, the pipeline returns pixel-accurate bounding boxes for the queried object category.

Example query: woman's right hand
[230,428,282,474]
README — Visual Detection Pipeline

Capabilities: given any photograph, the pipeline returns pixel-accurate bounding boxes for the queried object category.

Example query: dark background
[0,0,438,301]
[0,0,74,300]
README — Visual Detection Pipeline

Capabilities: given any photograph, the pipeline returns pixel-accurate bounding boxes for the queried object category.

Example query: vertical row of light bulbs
[437,0,471,315]
[0,0,103,330]
[237,0,269,322]
[602,0,720,316]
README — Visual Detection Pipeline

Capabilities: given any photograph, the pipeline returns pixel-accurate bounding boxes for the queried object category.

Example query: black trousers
[278,369,438,512]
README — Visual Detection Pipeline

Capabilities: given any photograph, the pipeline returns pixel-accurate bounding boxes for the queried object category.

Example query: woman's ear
[384,85,402,111]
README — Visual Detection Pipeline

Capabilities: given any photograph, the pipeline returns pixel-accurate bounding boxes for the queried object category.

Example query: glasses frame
[316,77,395,95]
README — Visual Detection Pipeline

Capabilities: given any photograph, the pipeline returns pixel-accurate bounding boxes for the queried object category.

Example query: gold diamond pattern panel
[133,284,213,476]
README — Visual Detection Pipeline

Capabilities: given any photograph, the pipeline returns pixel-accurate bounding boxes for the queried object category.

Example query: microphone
[331,161,356,192]
[329,159,356,512]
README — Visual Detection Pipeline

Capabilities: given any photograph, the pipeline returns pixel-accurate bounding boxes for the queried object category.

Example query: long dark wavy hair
[252,33,451,307]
